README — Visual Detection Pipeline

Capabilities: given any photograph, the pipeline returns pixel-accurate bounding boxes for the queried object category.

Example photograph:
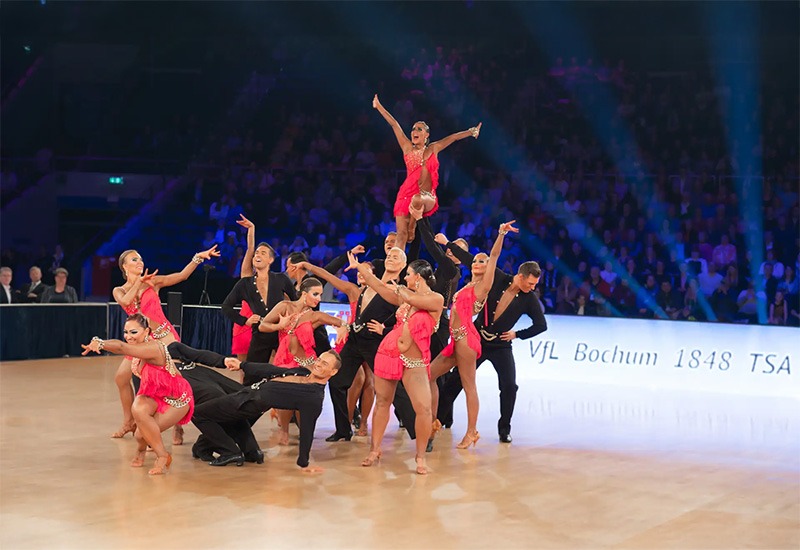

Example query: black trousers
[192,395,264,456]
[245,332,279,375]
[437,344,517,435]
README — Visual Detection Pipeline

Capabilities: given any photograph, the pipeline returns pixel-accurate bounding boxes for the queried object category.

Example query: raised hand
[345,250,360,272]
[434,233,449,246]
[198,244,221,260]
[372,94,380,109]
[236,214,255,230]
[471,122,483,138]
[140,269,158,287]
[499,220,519,235]
[350,244,366,256]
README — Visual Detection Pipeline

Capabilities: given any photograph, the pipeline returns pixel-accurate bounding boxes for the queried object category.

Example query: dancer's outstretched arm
[373,94,412,152]
[429,122,481,154]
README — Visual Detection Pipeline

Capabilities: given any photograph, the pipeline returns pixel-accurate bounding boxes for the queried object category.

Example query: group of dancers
[81,95,548,475]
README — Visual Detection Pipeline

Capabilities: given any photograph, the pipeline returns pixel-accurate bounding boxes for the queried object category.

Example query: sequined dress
[441,284,483,358]
[393,149,440,217]
[133,342,194,424]
[274,320,317,368]
[231,300,254,355]
[374,303,436,380]
[122,286,180,341]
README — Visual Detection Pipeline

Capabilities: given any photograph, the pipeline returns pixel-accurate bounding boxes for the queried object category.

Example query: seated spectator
[712,234,737,270]
[611,278,636,316]
[309,235,333,267]
[777,265,798,298]
[41,268,78,304]
[21,266,47,303]
[697,262,723,297]
[0,267,21,304]
[736,282,764,324]
[636,274,659,318]
[709,279,738,323]
[768,291,788,326]
[555,275,578,314]
[574,293,595,316]
[656,280,681,320]
[599,260,618,286]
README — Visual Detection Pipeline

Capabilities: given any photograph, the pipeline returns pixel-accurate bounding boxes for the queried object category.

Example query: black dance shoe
[192,449,215,462]
[426,438,434,453]
[244,450,265,464]
[325,432,353,442]
[499,433,513,444]
[209,453,245,467]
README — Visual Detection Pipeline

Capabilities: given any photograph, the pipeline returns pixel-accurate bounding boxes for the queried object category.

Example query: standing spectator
[0,267,21,304]
[21,266,47,303]
[40,268,78,303]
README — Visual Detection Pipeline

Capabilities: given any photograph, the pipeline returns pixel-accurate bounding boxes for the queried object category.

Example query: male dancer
[173,344,342,472]
[438,237,547,443]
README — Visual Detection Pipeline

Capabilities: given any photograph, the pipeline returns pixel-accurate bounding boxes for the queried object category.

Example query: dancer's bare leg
[112,357,136,438]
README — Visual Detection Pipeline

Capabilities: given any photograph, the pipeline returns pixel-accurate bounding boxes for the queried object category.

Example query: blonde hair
[118,250,138,279]
[389,247,407,265]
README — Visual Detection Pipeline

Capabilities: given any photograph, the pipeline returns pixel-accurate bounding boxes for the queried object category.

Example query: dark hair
[126,313,151,330]
[299,277,323,294]
[409,259,436,288]
[518,261,542,278]
[323,349,342,370]
[256,242,276,260]
[287,252,308,265]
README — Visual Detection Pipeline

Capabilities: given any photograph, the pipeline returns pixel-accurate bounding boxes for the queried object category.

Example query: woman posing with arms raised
[372,94,481,248]
[349,251,443,475]
[429,221,518,450]
[82,313,194,474]
[111,245,219,442]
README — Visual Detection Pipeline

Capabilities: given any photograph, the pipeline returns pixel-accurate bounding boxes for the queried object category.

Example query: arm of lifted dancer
[373,94,412,153]
[428,122,482,155]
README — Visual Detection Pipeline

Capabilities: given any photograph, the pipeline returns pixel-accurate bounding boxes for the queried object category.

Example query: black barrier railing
[2,303,234,361]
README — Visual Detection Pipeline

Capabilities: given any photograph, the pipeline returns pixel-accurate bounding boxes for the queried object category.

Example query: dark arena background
[1,2,798,549]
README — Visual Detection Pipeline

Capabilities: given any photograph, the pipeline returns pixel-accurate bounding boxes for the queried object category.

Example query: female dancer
[258,277,349,444]
[372,94,481,247]
[297,260,380,437]
[112,245,219,442]
[429,221,517,449]
[82,313,194,475]
[349,252,443,475]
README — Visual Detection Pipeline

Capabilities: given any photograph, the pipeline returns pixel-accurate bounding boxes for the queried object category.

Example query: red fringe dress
[274,320,318,368]
[123,286,180,361]
[441,284,483,358]
[132,341,194,424]
[375,303,436,380]
[231,300,254,355]
[393,149,440,218]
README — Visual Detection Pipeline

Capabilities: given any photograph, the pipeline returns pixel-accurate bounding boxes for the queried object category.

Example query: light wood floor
[1,356,798,549]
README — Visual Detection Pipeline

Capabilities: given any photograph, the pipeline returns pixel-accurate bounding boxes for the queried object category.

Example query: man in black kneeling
[169,342,340,473]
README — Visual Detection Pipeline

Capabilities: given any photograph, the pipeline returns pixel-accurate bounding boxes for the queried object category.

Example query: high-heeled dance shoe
[244,450,265,464]
[130,449,147,467]
[148,454,172,475]
[325,432,353,442]
[172,425,184,446]
[209,453,244,467]
[361,450,382,467]
[456,431,480,449]
[415,455,428,475]
[111,422,136,439]
[426,438,435,453]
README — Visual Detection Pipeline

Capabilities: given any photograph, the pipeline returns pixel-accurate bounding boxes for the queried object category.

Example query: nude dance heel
[130,449,147,467]
[148,454,172,475]
[172,425,184,446]
[415,455,428,475]
[456,431,480,449]
[111,421,136,439]
[361,449,382,467]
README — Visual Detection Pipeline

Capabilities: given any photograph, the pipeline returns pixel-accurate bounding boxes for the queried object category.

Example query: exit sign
[108,176,124,185]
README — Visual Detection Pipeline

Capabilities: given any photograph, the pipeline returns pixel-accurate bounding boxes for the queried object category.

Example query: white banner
[320,303,798,398]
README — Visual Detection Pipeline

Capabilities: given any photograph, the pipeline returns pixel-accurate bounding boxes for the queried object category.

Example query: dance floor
[1,356,798,549]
